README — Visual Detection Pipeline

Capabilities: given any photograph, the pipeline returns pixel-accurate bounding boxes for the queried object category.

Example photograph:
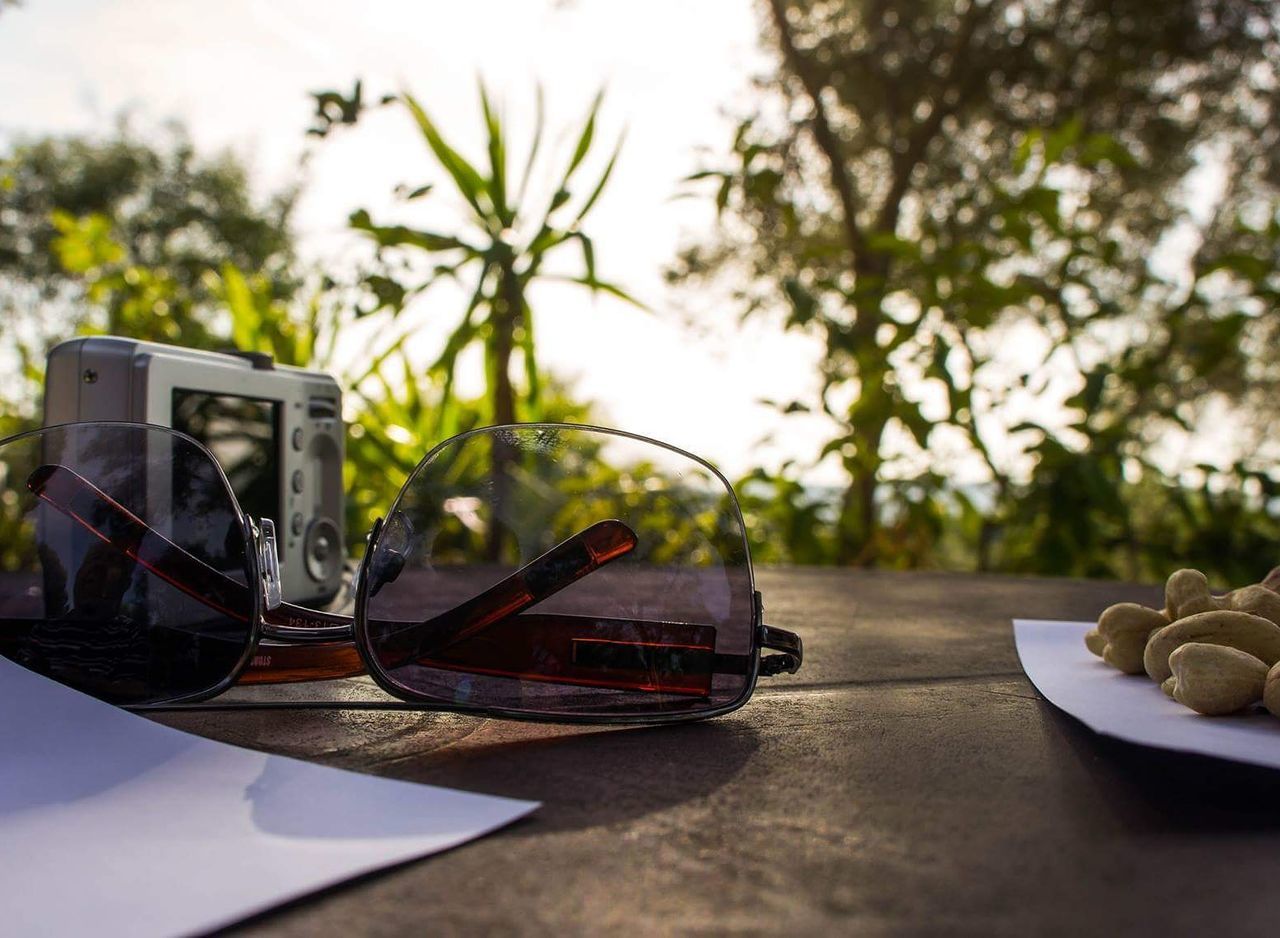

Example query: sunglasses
[0,421,801,723]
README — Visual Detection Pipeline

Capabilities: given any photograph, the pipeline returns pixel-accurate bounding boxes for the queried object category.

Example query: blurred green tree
[0,127,299,427]
[1,128,297,328]
[1,92,627,555]
[309,81,642,440]
[0,126,432,549]
[672,0,1280,579]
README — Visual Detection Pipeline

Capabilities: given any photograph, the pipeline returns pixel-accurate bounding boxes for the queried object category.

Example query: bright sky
[0,0,837,480]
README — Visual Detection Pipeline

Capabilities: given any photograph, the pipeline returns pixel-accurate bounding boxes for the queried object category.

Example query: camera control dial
[304,518,343,584]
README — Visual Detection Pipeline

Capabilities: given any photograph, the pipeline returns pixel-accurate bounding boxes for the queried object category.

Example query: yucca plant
[322,80,642,440]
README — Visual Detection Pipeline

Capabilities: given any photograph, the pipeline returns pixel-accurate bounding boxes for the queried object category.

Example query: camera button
[291,469,305,493]
[291,428,304,451]
[291,513,304,537]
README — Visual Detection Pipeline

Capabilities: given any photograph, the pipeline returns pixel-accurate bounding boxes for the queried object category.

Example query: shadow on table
[380,719,760,838]
[204,720,759,935]
[1046,706,1280,832]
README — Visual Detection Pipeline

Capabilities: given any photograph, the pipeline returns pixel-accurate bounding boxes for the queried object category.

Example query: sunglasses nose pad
[350,515,411,601]
[367,549,406,598]
[254,517,283,610]
[349,550,406,601]
[361,514,414,599]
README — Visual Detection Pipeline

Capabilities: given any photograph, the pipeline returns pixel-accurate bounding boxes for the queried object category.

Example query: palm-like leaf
[349,84,636,430]
[350,209,475,254]
[402,93,491,222]
[479,82,510,225]
[573,129,625,225]
[515,85,546,210]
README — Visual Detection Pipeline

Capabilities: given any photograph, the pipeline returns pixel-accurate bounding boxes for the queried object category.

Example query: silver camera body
[44,336,345,606]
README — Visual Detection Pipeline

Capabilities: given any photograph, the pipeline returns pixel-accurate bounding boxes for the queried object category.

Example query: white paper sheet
[1013,618,1280,771]
[0,657,538,937]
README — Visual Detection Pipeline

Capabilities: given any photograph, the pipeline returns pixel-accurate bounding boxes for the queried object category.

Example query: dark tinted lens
[358,425,757,719]
[0,424,257,704]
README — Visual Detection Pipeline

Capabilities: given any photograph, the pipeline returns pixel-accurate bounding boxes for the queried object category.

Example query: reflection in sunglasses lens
[0,424,256,704]
[359,426,758,719]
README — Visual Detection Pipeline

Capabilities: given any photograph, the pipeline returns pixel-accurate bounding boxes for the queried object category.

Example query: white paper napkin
[1013,618,1280,770]
[0,657,538,937]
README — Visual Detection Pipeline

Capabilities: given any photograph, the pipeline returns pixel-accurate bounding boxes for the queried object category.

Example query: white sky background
[0,0,838,481]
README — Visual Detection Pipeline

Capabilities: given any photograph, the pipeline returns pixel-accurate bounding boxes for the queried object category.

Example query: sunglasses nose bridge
[251,517,284,611]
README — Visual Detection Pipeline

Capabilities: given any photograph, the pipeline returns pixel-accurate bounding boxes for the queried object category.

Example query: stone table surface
[153,568,1280,936]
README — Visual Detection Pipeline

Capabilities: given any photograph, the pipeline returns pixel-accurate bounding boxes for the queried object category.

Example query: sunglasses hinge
[758,586,803,678]
[251,517,284,611]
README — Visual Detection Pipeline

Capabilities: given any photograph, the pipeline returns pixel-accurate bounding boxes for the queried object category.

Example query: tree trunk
[484,263,522,563]
[491,265,520,428]
[835,250,891,564]
[836,400,889,566]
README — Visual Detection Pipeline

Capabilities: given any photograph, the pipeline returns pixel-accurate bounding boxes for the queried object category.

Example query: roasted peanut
[1143,610,1280,684]
[1166,643,1268,715]
[1084,629,1107,657]
[1266,662,1280,719]
[1163,569,1225,620]
[1089,602,1168,674]
[1262,566,1280,594]
[1226,584,1280,628]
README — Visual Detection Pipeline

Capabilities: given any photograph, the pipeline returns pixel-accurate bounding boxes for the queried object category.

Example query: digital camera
[43,336,345,605]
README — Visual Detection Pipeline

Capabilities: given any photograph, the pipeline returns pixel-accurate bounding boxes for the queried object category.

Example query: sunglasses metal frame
[1,420,803,724]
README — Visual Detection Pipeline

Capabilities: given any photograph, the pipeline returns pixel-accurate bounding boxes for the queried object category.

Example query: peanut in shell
[1266,662,1280,719]
[1143,610,1280,684]
[1091,602,1168,674]
[1166,643,1268,716]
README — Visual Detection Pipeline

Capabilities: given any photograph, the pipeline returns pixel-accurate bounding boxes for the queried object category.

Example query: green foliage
[1,82,635,557]
[342,358,595,549]
[672,0,1280,582]
[0,126,397,552]
[0,127,299,426]
[36,211,452,552]
[399,428,747,571]
[311,80,641,439]
[0,128,295,300]
[8,34,1280,589]
[736,468,839,566]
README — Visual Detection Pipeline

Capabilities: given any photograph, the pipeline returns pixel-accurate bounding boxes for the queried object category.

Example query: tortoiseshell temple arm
[398,519,639,658]
[240,520,653,687]
[236,639,365,684]
[25,464,802,695]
